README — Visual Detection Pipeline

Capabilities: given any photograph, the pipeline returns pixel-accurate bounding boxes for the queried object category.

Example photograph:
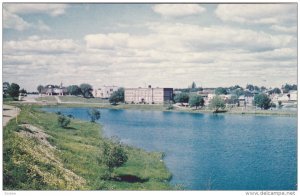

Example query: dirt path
[3,105,20,127]
[54,96,62,103]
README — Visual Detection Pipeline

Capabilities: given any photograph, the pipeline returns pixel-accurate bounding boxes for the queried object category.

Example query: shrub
[101,138,128,175]
[88,109,101,122]
[57,115,71,128]
[209,95,225,112]
[166,104,174,110]
[189,94,204,109]
[254,93,271,110]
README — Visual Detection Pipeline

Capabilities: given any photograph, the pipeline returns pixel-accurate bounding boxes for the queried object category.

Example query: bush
[101,138,128,175]
[166,104,174,110]
[209,95,225,112]
[189,94,204,109]
[57,115,71,128]
[254,93,271,110]
[88,109,101,122]
[109,88,124,105]
[7,83,20,98]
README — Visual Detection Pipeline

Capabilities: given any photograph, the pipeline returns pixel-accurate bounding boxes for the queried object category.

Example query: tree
[260,86,267,92]
[191,81,196,89]
[109,88,124,105]
[67,85,81,96]
[102,138,128,175]
[88,108,101,122]
[57,115,71,128]
[278,100,283,108]
[231,88,244,98]
[215,87,227,95]
[189,82,198,92]
[80,83,93,98]
[209,95,225,112]
[3,82,10,95]
[246,84,255,91]
[37,85,44,94]
[229,85,243,91]
[271,88,281,94]
[254,93,271,110]
[282,84,297,93]
[174,93,189,104]
[7,83,20,98]
[189,94,204,109]
[227,95,239,105]
[19,89,27,96]
[254,86,260,91]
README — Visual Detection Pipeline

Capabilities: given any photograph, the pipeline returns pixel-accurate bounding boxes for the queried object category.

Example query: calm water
[41,107,297,190]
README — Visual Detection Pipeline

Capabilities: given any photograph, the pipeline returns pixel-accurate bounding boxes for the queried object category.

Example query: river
[41,107,297,190]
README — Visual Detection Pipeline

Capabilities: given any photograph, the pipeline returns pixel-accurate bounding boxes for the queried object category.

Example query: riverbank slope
[3,105,172,190]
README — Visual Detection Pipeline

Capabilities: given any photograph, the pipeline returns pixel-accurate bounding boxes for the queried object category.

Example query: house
[277,94,291,102]
[289,90,297,101]
[125,85,173,104]
[44,83,67,96]
[220,94,232,102]
[201,88,215,94]
[238,95,254,107]
[93,85,119,99]
[238,95,246,107]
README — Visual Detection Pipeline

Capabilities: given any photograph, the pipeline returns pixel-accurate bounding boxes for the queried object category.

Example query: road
[3,105,20,127]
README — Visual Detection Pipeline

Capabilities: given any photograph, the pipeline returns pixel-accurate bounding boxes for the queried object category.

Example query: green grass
[58,96,109,104]
[3,96,17,102]
[35,96,57,102]
[3,105,172,190]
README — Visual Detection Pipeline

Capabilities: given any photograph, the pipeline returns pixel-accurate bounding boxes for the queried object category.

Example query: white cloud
[215,4,296,25]
[4,4,68,16]
[3,9,31,31]
[271,25,297,33]
[152,4,205,17]
[3,22,297,91]
[84,33,162,50]
[4,37,79,54]
[36,20,51,31]
[3,3,68,31]
[84,33,129,49]
[85,23,295,54]
[146,23,295,52]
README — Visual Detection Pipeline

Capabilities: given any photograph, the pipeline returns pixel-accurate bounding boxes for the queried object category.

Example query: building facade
[44,83,67,96]
[125,86,173,104]
[93,86,119,98]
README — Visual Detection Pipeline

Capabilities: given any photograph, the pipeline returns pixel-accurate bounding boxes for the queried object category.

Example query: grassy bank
[58,96,109,103]
[35,96,57,102]
[3,105,172,190]
[11,96,297,116]
[42,102,297,117]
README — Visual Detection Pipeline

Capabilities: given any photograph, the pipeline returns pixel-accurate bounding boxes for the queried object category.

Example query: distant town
[3,81,297,112]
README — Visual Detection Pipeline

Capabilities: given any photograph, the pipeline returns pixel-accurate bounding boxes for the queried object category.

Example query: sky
[2,3,298,92]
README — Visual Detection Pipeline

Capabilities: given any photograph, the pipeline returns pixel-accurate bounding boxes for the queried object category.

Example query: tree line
[37,83,94,98]
[3,82,27,100]
[173,82,298,111]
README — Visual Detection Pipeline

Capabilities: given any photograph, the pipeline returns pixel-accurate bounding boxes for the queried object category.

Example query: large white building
[93,85,119,98]
[125,86,173,104]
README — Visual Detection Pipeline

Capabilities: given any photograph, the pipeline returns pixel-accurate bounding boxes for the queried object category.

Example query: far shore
[6,96,297,117]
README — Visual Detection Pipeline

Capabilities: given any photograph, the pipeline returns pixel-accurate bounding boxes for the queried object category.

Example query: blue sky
[3,3,297,91]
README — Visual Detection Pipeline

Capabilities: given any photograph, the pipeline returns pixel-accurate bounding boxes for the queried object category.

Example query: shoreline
[9,100,297,117]
[3,104,173,190]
